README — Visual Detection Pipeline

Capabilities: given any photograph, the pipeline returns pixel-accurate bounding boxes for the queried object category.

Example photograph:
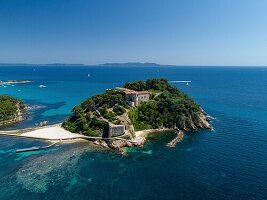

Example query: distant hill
[99,62,171,67]
[0,62,172,67]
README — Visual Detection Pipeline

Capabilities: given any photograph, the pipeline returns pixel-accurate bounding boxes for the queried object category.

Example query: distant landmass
[99,62,171,67]
[0,62,171,67]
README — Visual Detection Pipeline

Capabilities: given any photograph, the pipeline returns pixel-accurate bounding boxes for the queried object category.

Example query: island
[0,95,25,127]
[62,78,211,150]
[0,80,32,85]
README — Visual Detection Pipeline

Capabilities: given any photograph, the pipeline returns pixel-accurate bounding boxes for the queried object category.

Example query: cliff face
[177,110,211,131]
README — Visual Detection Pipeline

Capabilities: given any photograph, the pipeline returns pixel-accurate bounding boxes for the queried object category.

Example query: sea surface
[0,64,266,200]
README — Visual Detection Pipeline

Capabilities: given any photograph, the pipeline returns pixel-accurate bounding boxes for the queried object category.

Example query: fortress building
[116,87,150,106]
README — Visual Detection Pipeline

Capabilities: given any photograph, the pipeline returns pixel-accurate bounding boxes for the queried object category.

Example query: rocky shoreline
[0,103,25,128]
[91,109,212,152]
[175,108,212,131]
[0,107,211,154]
[166,130,184,148]
[0,104,43,128]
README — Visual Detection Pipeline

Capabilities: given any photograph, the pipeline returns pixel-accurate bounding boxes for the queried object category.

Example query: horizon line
[0,62,267,68]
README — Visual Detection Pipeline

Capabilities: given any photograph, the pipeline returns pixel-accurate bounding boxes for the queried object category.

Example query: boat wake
[169,80,191,83]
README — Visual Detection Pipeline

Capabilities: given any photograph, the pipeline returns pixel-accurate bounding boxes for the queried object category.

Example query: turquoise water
[0,65,267,199]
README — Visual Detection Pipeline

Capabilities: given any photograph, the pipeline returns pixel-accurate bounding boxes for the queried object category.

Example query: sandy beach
[0,124,91,142]
[21,125,83,140]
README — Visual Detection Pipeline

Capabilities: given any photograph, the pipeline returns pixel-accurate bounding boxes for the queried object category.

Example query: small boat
[186,82,189,86]
[39,85,47,88]
[87,73,90,77]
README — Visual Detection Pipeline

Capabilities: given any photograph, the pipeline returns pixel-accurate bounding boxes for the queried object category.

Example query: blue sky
[0,0,267,65]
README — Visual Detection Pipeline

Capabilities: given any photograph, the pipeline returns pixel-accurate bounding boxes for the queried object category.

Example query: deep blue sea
[0,65,266,200]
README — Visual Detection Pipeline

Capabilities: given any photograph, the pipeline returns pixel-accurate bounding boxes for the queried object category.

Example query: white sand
[21,125,83,140]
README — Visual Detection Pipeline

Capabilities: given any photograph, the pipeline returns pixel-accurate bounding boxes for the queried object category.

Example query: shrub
[113,105,126,115]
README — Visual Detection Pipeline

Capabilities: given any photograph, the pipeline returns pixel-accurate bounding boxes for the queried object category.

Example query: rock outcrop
[166,130,184,148]
[0,102,25,127]
[175,109,211,131]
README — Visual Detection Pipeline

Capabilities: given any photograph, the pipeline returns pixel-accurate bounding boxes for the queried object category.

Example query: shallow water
[0,65,267,199]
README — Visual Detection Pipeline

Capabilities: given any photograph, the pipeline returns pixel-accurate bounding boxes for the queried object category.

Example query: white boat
[39,85,47,88]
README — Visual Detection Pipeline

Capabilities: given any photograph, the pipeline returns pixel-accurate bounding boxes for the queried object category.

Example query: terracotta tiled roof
[136,91,150,94]
[116,87,150,95]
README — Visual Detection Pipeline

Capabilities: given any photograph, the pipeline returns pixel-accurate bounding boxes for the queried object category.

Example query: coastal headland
[0,78,212,152]
[0,95,25,127]
[61,78,212,151]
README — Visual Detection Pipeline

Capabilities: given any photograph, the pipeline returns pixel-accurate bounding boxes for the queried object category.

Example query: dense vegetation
[62,89,130,136]
[127,79,201,131]
[0,95,24,125]
[124,78,171,92]
[63,78,205,136]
